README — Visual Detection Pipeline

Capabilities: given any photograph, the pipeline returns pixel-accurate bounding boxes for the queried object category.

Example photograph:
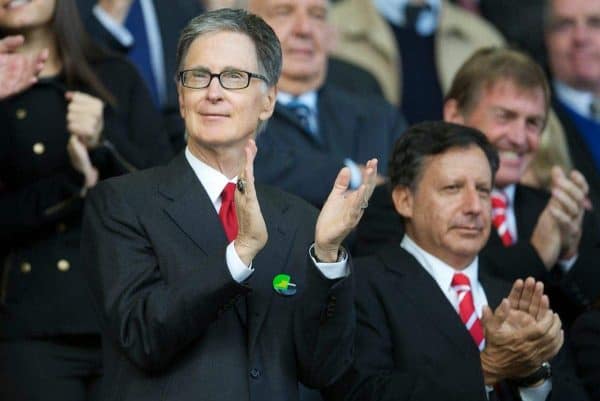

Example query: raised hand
[65,91,105,149]
[234,139,268,266]
[0,35,48,99]
[480,295,563,384]
[549,167,587,259]
[314,158,378,262]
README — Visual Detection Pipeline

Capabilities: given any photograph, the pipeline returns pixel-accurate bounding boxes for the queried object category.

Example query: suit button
[56,223,67,233]
[16,108,27,119]
[20,262,32,274]
[249,368,261,379]
[57,259,70,272]
[33,142,45,155]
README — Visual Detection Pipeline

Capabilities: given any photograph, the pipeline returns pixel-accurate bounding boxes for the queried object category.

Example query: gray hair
[175,8,282,87]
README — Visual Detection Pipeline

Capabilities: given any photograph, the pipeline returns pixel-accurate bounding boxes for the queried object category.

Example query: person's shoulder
[321,83,399,126]
[90,163,167,206]
[91,54,141,79]
[516,183,551,204]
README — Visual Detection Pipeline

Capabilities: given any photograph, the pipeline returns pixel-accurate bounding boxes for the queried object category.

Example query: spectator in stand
[0,1,172,400]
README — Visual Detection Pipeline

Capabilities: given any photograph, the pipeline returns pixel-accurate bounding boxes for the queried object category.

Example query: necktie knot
[285,99,313,132]
[491,190,514,247]
[221,182,236,203]
[451,272,471,289]
[491,190,508,209]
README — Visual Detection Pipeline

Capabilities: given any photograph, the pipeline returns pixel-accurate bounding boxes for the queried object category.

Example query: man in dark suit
[444,47,600,327]
[81,9,378,401]
[76,0,205,150]
[544,0,600,228]
[246,0,404,208]
[324,122,586,401]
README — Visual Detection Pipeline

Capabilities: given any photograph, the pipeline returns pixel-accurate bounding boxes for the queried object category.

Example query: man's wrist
[313,244,340,263]
[509,362,552,388]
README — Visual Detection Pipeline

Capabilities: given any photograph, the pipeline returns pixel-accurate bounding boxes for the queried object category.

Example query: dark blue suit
[255,84,405,208]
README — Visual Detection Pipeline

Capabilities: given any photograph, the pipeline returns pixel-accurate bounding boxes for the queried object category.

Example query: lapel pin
[273,274,297,296]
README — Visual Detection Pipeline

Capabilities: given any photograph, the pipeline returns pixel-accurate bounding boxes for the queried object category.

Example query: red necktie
[219,183,238,242]
[491,191,514,247]
[452,273,485,351]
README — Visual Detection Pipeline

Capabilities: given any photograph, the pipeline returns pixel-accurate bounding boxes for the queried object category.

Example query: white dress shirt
[400,235,552,401]
[554,81,597,119]
[184,148,349,282]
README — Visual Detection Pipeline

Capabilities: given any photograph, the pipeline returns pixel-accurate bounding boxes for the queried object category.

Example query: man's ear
[443,99,465,124]
[177,84,186,119]
[391,186,414,219]
[259,85,277,121]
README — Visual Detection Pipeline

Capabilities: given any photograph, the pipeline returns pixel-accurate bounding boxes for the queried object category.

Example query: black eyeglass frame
[177,69,269,90]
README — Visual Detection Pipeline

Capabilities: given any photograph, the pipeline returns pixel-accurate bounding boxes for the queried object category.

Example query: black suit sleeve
[81,182,250,373]
[294,256,356,389]
[322,265,444,401]
[571,310,600,400]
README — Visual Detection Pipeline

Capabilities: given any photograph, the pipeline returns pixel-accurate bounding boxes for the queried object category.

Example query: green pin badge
[273,273,297,296]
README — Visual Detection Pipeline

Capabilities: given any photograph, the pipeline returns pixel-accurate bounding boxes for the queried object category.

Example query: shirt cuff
[93,5,134,47]
[226,241,254,283]
[309,244,350,279]
[519,379,552,401]
[344,158,362,190]
[558,254,578,273]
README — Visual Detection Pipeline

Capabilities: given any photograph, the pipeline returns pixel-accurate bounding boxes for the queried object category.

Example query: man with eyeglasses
[81,8,378,401]
[244,0,405,209]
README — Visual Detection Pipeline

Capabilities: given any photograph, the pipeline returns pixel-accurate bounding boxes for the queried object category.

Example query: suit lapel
[247,186,294,355]
[158,154,252,324]
[379,247,479,356]
[159,153,228,255]
[274,103,319,144]
[317,85,359,156]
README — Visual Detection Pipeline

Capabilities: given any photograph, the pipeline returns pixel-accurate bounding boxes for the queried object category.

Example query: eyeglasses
[178,69,269,90]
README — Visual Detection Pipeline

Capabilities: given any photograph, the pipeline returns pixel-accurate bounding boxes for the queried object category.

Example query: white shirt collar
[498,183,516,205]
[277,90,318,111]
[401,234,479,289]
[401,234,487,316]
[554,80,596,118]
[373,0,441,33]
[184,147,237,211]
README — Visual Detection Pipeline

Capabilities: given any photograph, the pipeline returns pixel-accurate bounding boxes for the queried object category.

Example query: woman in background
[0,1,172,400]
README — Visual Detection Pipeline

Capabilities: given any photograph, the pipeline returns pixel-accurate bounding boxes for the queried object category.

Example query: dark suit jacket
[553,98,600,229]
[76,0,204,150]
[353,184,600,327]
[80,153,354,401]
[480,185,600,327]
[255,83,405,208]
[324,245,588,401]
[0,56,172,339]
[571,309,600,400]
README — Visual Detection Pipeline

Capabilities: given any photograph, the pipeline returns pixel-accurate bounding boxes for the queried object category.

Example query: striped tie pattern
[452,273,485,351]
[491,191,514,247]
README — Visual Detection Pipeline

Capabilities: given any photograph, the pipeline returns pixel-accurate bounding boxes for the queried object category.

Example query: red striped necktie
[452,273,485,351]
[219,183,238,242]
[491,190,514,247]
